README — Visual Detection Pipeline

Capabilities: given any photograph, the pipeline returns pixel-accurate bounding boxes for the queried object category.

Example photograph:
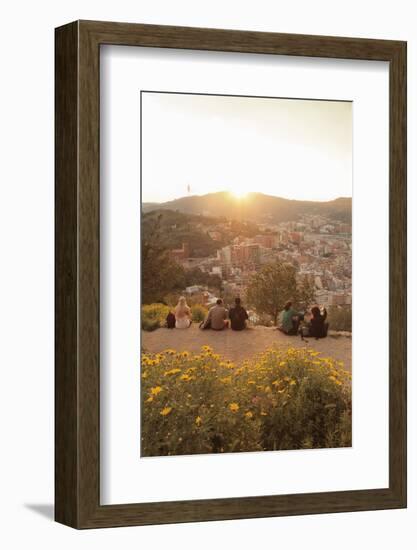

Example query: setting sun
[229,189,249,199]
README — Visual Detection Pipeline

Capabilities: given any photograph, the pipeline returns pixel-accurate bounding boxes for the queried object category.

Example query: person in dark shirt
[228,297,249,331]
[307,306,328,339]
[166,311,176,329]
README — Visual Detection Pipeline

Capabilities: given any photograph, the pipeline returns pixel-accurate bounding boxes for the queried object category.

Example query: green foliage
[141,346,351,456]
[191,304,208,323]
[246,262,316,325]
[141,209,270,259]
[296,274,316,310]
[142,210,220,257]
[252,349,351,450]
[141,303,170,331]
[327,306,352,332]
[246,261,298,325]
[142,214,186,304]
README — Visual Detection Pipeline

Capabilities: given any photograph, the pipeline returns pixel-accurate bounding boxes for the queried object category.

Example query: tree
[296,274,316,310]
[184,267,222,290]
[142,215,186,304]
[246,262,297,326]
[246,261,315,326]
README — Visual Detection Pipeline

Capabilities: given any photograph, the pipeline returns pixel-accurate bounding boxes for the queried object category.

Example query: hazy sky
[141,92,352,203]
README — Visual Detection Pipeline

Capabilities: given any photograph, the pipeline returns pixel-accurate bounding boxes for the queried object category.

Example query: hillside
[142,191,352,224]
[142,208,260,257]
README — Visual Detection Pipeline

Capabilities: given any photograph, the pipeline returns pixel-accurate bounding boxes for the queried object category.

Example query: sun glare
[230,189,248,199]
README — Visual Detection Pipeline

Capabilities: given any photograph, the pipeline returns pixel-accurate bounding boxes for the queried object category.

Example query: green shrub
[141,346,351,456]
[246,348,352,450]
[191,304,208,323]
[327,306,352,332]
[141,303,170,331]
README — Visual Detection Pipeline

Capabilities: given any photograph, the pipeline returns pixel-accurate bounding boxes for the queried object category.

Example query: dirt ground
[142,324,352,371]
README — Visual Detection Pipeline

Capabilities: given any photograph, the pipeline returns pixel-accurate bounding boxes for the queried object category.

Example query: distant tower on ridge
[187,184,191,195]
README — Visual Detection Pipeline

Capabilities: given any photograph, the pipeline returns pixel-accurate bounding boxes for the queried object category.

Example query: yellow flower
[245,411,253,419]
[160,406,172,416]
[220,376,232,384]
[201,345,212,352]
[229,402,239,412]
[309,351,320,356]
[180,351,190,357]
[195,416,202,426]
[142,371,148,379]
[279,361,287,367]
[289,380,297,386]
[180,374,192,381]
[164,349,176,355]
[146,396,154,403]
[164,368,181,376]
[150,386,162,395]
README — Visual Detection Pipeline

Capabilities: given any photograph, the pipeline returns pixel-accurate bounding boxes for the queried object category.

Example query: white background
[0,0,415,548]
[101,47,389,504]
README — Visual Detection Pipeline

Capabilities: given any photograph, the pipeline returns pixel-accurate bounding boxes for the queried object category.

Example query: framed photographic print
[55,20,407,528]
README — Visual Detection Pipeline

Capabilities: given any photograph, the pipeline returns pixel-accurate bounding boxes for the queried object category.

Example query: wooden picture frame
[55,20,407,529]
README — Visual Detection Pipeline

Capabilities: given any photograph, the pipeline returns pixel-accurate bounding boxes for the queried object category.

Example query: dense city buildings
[169,213,352,308]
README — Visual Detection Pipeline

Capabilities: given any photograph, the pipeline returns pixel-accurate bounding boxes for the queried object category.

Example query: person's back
[229,298,248,331]
[281,305,297,333]
[166,311,176,329]
[278,300,303,335]
[174,297,191,329]
[208,299,228,330]
[309,306,327,338]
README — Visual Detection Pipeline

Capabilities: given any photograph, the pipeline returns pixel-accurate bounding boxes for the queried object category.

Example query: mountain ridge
[142,191,352,223]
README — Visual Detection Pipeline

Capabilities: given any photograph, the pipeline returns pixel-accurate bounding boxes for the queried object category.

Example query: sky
[141,92,352,203]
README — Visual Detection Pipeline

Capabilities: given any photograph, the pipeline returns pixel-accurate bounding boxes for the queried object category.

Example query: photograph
[140,91,353,457]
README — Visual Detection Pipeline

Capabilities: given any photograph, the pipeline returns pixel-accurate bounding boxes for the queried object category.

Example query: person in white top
[174,296,192,329]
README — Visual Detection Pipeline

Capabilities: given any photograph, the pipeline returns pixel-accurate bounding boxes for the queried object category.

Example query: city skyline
[141,92,352,204]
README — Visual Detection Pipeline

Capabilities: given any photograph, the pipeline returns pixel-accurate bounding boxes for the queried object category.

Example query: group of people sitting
[166,296,329,339]
[166,296,249,331]
[278,301,329,339]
